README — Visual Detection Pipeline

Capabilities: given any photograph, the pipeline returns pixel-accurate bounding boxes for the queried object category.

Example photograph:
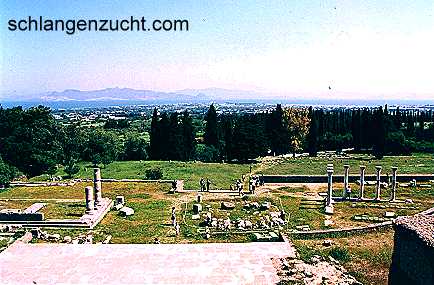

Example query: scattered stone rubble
[29,228,113,244]
[273,255,361,285]
[199,207,286,232]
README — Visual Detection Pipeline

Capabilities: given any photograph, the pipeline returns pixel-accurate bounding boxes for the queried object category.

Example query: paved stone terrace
[0,241,296,284]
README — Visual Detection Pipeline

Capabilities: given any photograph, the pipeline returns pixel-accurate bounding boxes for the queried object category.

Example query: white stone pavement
[0,241,296,284]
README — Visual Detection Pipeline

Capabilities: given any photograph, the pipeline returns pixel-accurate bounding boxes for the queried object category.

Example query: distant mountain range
[1,87,433,108]
[1,87,214,103]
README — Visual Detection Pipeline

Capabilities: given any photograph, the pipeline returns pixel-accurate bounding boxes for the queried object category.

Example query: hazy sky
[1,0,433,100]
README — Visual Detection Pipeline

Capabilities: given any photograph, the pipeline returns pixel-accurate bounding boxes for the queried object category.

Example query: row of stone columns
[328,164,398,202]
[85,168,103,214]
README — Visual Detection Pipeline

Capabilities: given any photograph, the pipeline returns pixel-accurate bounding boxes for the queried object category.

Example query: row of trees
[0,106,149,184]
[149,109,195,161]
[1,104,433,186]
[307,106,434,158]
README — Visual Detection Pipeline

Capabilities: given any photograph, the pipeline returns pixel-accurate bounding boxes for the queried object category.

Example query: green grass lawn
[293,230,394,285]
[259,153,434,176]
[48,160,253,190]
[30,153,433,191]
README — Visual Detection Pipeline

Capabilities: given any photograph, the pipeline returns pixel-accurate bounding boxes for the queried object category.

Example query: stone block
[269,232,279,241]
[115,196,125,205]
[221,202,236,210]
[193,203,202,214]
[176,180,184,191]
[260,202,270,210]
[384,211,396,218]
[114,204,123,211]
[119,206,134,217]
[325,205,334,214]
[252,233,262,241]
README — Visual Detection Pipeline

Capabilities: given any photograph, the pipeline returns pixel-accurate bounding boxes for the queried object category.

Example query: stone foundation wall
[389,214,434,285]
[262,174,434,184]
[0,212,44,221]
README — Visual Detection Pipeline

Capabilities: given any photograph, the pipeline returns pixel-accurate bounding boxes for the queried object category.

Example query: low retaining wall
[288,221,393,239]
[0,212,44,222]
[262,174,434,184]
[10,179,183,190]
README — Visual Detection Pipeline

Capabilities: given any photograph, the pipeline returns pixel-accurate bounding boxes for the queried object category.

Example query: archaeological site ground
[1,152,433,284]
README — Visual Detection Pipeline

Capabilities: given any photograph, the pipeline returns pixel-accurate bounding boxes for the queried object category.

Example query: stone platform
[0,241,295,284]
[0,198,113,229]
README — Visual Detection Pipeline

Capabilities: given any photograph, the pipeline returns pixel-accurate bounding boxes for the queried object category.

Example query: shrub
[145,167,163,180]
[0,157,18,187]
[194,144,219,162]
[329,246,351,263]
[385,131,411,155]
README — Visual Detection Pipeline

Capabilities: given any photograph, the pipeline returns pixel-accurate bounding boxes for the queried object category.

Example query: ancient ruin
[0,167,112,229]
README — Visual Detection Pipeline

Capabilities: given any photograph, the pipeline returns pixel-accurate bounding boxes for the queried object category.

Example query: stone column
[390,167,398,201]
[375,166,382,200]
[359,166,366,200]
[85,186,94,214]
[326,164,334,206]
[342,165,350,198]
[93,168,102,207]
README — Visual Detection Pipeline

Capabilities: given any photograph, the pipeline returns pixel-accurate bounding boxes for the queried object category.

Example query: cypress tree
[418,111,425,139]
[204,104,219,148]
[406,113,415,137]
[181,110,195,161]
[158,113,170,160]
[168,112,183,160]
[149,108,160,159]
[351,109,362,151]
[373,107,386,159]
[267,104,289,155]
[394,106,402,130]
[221,115,234,161]
[307,107,318,156]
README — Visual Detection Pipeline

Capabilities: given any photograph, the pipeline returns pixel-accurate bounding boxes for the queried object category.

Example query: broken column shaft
[342,165,350,198]
[93,168,102,207]
[359,165,366,200]
[85,186,94,214]
[390,166,398,201]
[375,166,382,200]
[326,164,334,206]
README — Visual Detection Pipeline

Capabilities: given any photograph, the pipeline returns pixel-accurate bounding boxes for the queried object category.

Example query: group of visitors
[199,178,213,191]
